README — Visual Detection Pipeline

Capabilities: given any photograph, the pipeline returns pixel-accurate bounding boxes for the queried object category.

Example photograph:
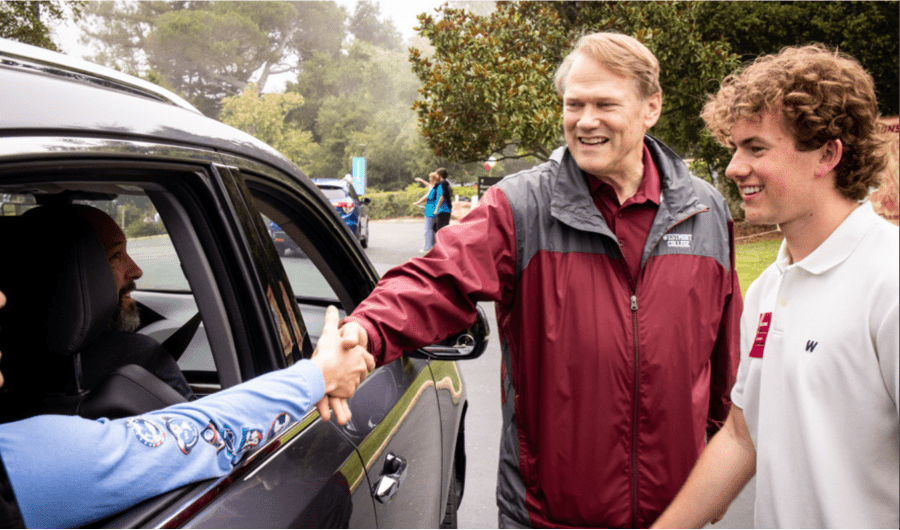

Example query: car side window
[66,199,211,373]
[263,216,338,301]
[0,190,218,401]
[0,195,188,292]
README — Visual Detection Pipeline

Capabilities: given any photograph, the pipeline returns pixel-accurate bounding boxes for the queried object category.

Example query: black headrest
[7,206,117,357]
[78,364,188,420]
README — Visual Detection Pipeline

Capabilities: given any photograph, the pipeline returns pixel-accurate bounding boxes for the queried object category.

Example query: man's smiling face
[562,53,661,184]
[725,111,825,229]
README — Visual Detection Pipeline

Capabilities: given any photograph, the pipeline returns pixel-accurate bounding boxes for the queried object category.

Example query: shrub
[366,185,426,219]
[125,218,167,238]
[365,183,479,219]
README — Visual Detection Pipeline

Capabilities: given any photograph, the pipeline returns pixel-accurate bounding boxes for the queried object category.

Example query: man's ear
[816,139,843,178]
[643,91,662,129]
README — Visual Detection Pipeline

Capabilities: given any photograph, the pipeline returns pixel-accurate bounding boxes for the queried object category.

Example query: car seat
[0,207,186,422]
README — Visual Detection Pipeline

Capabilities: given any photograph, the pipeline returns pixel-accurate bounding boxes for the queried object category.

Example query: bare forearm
[653,408,756,528]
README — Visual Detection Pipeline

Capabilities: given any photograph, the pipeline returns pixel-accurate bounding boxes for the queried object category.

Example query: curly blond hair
[703,44,886,201]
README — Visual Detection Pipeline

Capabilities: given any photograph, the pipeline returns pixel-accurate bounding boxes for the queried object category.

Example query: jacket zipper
[630,293,640,528]
[623,208,709,527]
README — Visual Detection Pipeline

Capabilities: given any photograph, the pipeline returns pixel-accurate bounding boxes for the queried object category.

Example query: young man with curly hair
[654,45,898,528]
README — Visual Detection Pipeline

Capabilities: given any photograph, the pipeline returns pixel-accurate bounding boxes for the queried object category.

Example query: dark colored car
[268,219,303,257]
[314,178,371,249]
[0,38,488,528]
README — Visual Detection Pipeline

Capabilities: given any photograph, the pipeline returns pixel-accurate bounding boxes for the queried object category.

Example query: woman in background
[412,172,439,252]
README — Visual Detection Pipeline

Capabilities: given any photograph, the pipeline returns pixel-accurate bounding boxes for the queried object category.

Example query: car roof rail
[0,37,201,114]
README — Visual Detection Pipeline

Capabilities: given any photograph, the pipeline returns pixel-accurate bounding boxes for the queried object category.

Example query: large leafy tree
[291,40,435,189]
[696,1,899,117]
[349,0,403,51]
[280,0,456,190]
[219,84,317,171]
[410,1,740,164]
[81,1,345,117]
[0,0,85,51]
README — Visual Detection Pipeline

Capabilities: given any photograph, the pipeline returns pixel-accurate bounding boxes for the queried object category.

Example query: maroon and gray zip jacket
[346,136,742,528]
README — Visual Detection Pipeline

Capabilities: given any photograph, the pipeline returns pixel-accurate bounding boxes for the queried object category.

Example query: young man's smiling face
[562,53,661,185]
[726,111,828,230]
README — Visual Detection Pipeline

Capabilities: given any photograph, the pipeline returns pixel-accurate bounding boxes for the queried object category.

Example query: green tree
[0,0,85,51]
[286,0,462,192]
[81,1,345,117]
[294,40,430,189]
[349,0,403,51]
[410,1,740,165]
[696,1,899,117]
[219,84,318,172]
[80,1,185,75]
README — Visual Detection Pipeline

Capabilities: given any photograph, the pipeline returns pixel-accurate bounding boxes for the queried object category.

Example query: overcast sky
[340,0,449,41]
[53,0,452,57]
[50,0,466,92]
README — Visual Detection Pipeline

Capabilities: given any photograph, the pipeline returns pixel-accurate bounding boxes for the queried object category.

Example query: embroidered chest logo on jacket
[663,234,692,248]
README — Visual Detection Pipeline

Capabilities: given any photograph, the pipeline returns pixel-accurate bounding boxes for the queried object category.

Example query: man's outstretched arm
[0,305,373,528]
[652,407,757,528]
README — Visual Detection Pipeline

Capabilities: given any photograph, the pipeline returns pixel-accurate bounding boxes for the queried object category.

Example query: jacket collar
[550,135,707,236]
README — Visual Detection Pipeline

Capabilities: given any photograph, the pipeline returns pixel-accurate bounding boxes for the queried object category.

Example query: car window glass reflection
[262,216,337,301]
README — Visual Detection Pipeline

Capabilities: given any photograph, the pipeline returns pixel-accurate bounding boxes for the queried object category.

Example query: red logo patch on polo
[749,312,772,358]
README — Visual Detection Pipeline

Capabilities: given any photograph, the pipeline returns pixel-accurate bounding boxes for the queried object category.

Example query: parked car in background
[0,37,488,528]
[314,178,371,248]
[267,219,303,257]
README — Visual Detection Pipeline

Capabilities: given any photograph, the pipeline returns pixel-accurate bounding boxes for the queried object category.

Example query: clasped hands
[309,306,372,425]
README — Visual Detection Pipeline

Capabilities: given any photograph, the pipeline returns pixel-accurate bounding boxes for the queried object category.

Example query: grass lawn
[735,238,782,296]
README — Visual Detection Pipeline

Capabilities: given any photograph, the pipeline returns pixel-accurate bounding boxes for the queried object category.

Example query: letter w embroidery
[805,340,819,353]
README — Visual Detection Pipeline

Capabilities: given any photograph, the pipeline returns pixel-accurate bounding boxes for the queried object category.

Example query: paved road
[365,219,755,529]
[365,219,504,528]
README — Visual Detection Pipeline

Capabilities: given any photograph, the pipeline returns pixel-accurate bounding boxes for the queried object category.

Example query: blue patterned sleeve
[0,359,325,528]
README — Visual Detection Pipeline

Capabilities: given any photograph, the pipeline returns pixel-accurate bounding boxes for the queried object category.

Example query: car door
[159,163,378,528]
[338,358,444,528]
[236,166,447,527]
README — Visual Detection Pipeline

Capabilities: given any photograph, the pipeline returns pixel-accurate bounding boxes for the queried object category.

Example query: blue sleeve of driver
[0,359,325,529]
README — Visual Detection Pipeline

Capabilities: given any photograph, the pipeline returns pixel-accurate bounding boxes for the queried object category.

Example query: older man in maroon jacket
[341,32,741,528]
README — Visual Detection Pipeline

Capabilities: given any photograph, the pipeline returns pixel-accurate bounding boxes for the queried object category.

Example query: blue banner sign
[351,157,366,196]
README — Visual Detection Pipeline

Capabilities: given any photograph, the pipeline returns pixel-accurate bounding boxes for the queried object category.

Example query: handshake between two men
[309,306,374,425]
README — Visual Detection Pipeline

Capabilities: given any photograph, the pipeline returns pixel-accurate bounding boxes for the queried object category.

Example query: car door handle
[373,453,408,504]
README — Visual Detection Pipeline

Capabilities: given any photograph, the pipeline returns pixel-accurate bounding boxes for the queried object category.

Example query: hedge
[365,184,476,220]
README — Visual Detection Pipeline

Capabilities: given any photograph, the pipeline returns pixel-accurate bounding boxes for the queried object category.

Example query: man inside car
[32,204,197,400]
[0,287,375,529]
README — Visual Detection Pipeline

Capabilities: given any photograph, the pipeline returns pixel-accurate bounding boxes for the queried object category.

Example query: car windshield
[318,187,347,202]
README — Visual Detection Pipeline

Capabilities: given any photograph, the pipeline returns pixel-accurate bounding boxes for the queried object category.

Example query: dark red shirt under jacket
[588,145,661,282]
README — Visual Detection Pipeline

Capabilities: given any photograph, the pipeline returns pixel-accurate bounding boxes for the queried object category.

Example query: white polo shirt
[731,202,899,528]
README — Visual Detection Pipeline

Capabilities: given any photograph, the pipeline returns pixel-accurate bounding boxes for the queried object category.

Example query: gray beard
[112,302,141,332]
[112,282,140,332]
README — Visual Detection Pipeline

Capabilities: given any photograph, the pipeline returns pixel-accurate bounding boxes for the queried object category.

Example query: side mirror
[406,305,490,360]
[361,197,372,205]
